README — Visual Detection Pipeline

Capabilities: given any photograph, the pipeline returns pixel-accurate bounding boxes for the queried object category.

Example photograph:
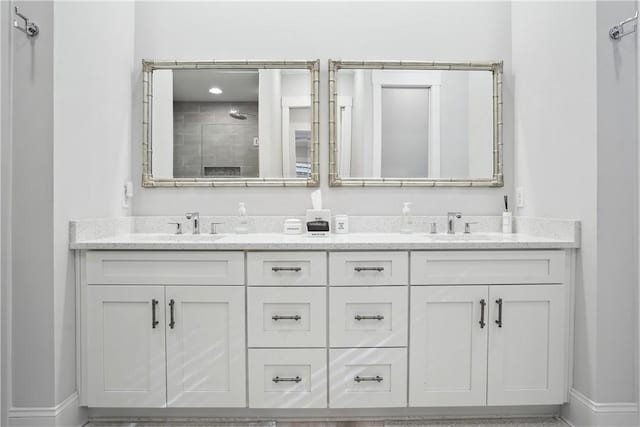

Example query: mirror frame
[328,59,503,187]
[142,59,320,187]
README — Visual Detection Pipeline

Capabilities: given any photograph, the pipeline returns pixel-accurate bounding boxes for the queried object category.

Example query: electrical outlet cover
[516,187,525,208]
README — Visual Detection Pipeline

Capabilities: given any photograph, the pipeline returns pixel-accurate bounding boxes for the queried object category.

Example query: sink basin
[427,233,510,242]
[128,233,225,242]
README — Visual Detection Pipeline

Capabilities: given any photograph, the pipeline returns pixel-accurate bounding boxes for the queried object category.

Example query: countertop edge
[70,241,580,250]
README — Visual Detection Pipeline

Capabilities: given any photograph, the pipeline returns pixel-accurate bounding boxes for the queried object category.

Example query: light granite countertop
[69,216,580,250]
[70,232,578,250]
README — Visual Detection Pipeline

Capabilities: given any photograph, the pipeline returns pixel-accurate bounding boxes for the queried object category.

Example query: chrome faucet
[185,212,200,235]
[447,212,462,234]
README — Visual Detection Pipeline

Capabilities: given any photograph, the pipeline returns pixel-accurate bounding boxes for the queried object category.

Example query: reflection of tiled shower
[173,101,258,178]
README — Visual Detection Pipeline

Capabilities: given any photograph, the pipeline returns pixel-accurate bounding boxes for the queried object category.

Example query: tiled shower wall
[173,101,259,177]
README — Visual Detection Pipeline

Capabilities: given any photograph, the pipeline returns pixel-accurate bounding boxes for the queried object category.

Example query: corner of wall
[562,388,639,427]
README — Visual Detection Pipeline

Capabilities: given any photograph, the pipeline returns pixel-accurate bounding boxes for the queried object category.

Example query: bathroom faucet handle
[210,222,224,235]
[168,222,184,235]
[448,211,463,218]
[429,222,438,234]
[464,222,479,234]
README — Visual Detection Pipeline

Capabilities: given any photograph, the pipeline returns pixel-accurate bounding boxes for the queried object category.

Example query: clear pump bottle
[236,202,249,234]
[401,202,414,234]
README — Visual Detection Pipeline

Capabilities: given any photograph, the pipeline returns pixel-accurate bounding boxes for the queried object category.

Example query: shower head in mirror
[229,109,255,120]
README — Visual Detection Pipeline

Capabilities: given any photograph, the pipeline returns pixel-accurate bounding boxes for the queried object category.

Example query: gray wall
[53,0,134,407]
[512,0,638,412]
[173,101,259,178]
[10,0,55,408]
[4,1,134,422]
[132,1,514,216]
[594,0,637,403]
[0,1,9,424]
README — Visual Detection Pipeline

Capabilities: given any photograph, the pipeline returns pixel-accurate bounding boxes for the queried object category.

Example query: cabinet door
[488,285,566,405]
[86,286,166,407]
[166,286,246,407]
[409,286,488,407]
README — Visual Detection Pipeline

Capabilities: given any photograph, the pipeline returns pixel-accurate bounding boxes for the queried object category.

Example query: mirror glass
[330,62,502,186]
[143,61,318,186]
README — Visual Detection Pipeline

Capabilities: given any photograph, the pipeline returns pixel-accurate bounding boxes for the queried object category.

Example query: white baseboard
[8,392,87,427]
[562,388,639,427]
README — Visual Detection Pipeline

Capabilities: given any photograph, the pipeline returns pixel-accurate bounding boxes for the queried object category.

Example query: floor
[88,417,568,427]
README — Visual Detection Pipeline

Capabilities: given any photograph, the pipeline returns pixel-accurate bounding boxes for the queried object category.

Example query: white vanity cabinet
[409,251,568,407]
[82,251,246,408]
[77,247,573,412]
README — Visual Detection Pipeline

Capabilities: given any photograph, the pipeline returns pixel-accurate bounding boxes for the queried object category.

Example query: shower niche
[142,60,319,187]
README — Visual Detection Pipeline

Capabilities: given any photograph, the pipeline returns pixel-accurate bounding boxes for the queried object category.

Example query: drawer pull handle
[495,298,503,328]
[169,299,176,329]
[479,299,486,329]
[354,315,384,321]
[272,315,301,321]
[272,376,302,383]
[354,375,383,383]
[354,266,384,272]
[151,299,159,329]
[272,267,302,272]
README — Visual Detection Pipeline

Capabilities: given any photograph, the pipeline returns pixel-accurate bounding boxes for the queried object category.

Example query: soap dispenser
[401,202,414,234]
[235,202,249,234]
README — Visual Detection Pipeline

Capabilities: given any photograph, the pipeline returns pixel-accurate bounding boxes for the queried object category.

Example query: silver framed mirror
[329,60,503,187]
[142,59,320,187]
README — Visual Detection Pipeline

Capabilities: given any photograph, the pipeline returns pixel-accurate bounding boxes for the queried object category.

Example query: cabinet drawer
[329,252,408,286]
[411,250,565,285]
[330,287,407,347]
[247,252,326,286]
[329,348,407,408]
[248,287,326,348]
[86,251,244,285]
[248,349,327,408]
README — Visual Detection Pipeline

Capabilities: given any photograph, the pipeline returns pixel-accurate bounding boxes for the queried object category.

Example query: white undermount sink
[427,233,510,241]
[128,233,225,242]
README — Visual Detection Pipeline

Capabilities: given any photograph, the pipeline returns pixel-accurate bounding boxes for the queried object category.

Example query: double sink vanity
[70,215,579,413]
[71,57,579,417]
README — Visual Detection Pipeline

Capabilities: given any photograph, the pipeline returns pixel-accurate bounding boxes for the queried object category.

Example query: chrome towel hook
[609,10,638,40]
[13,6,39,38]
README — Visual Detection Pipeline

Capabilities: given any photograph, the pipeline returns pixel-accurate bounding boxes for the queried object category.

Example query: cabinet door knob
[479,299,486,328]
